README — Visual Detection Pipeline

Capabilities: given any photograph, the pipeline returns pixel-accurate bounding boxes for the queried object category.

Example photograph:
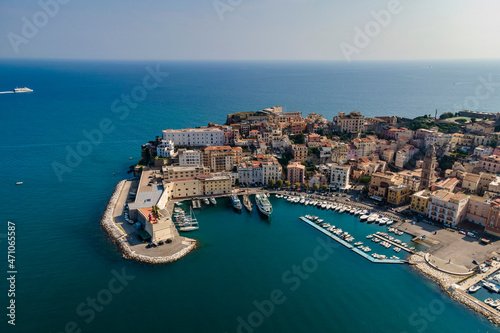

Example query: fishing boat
[179,208,199,232]
[230,193,243,210]
[255,193,273,217]
[209,197,217,205]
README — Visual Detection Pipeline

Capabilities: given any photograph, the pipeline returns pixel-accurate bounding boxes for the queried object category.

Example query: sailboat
[179,207,199,232]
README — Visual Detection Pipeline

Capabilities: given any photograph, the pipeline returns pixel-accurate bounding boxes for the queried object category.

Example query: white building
[162,127,224,147]
[237,157,282,186]
[329,164,350,190]
[156,140,175,158]
[178,149,202,166]
[238,161,263,186]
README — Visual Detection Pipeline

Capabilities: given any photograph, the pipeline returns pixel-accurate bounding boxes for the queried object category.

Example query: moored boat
[230,193,243,210]
[255,193,273,217]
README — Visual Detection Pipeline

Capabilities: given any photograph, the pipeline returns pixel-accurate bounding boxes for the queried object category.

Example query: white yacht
[14,87,33,93]
[255,193,273,217]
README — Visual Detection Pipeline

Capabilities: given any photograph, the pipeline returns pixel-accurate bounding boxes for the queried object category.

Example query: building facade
[334,111,365,133]
[162,127,224,147]
[287,161,305,185]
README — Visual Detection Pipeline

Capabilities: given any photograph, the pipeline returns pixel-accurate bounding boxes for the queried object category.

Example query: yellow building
[409,190,432,215]
[162,165,210,181]
[198,173,232,195]
[387,184,411,205]
[203,146,242,172]
[368,172,399,201]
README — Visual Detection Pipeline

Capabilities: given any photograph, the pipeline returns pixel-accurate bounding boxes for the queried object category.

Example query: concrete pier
[372,234,414,253]
[299,217,405,264]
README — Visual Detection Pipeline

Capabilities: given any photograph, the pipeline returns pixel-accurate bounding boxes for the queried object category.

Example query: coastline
[409,252,500,326]
[100,180,198,264]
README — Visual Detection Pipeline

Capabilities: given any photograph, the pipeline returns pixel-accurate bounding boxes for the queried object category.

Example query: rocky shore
[409,252,500,326]
[100,180,197,264]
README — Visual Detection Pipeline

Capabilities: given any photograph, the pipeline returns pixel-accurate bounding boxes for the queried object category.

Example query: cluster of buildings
[136,107,500,239]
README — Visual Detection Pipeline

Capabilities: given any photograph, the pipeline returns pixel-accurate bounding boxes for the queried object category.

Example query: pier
[372,234,415,253]
[192,200,201,209]
[299,217,405,264]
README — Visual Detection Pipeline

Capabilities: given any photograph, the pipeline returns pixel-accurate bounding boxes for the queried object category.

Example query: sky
[1,0,500,61]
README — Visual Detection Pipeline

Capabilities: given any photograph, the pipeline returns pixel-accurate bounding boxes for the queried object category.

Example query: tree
[313,184,320,191]
[268,178,275,188]
[321,185,328,192]
[359,176,371,184]
[290,133,305,144]
[305,183,311,190]
[284,181,291,187]
[455,118,467,124]
[276,179,283,188]
[294,182,301,189]
[235,179,240,187]
[439,112,454,120]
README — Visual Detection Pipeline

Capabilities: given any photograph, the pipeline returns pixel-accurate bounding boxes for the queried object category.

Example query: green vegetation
[284,181,291,187]
[268,178,274,188]
[277,151,293,169]
[308,147,320,158]
[313,184,320,191]
[455,118,468,124]
[359,176,371,184]
[235,179,240,187]
[276,179,283,188]
[321,185,328,191]
[439,112,454,119]
[436,122,461,133]
[294,182,301,189]
[290,133,305,144]
[331,131,351,142]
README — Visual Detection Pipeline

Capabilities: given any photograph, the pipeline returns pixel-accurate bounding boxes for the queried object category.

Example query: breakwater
[100,180,197,264]
[409,253,500,326]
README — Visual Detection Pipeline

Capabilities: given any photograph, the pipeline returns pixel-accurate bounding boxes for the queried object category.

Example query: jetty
[299,216,405,264]
[192,199,201,209]
[243,195,252,212]
[372,234,414,253]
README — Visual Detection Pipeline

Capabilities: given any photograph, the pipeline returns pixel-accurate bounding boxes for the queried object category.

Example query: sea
[1,59,500,333]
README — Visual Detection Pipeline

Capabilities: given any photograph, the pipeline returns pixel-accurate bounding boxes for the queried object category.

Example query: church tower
[419,145,437,190]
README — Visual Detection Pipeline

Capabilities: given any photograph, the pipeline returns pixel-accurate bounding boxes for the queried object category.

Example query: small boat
[366,235,373,239]
[129,157,133,160]
[209,197,217,205]
[483,282,500,293]
[354,242,363,246]
[203,198,210,205]
[491,299,500,307]
[360,215,368,221]
[14,87,33,93]
[367,216,376,223]
[16,182,23,185]
[179,208,199,232]
[485,298,494,306]
[468,284,481,293]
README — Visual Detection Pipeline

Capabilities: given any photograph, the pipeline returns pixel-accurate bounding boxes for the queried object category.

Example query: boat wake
[0,91,14,94]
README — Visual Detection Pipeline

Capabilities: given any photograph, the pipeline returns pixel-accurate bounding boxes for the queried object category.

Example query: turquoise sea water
[1,60,499,332]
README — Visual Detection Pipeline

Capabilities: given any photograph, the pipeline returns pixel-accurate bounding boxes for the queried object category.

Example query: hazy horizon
[2,0,500,62]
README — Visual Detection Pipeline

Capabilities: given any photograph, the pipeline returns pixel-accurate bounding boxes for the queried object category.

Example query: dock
[372,234,414,253]
[299,217,405,264]
[192,200,201,209]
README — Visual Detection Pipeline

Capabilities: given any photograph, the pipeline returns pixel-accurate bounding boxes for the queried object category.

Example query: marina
[299,216,405,264]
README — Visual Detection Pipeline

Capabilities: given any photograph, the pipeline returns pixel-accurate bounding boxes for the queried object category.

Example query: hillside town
[135,107,500,240]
